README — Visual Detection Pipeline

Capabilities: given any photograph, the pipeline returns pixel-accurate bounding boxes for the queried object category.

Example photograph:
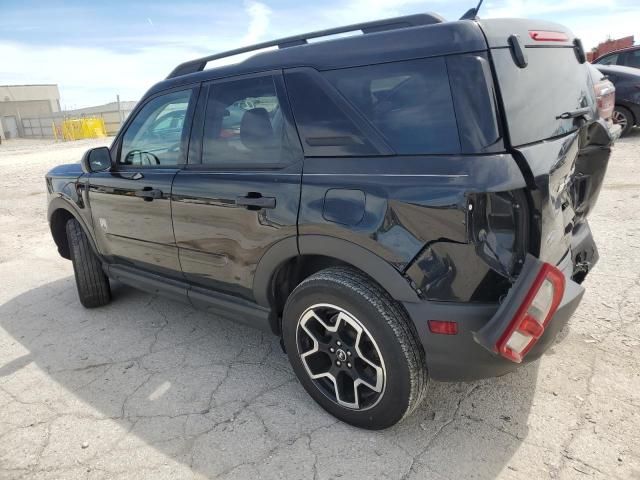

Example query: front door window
[120,89,194,167]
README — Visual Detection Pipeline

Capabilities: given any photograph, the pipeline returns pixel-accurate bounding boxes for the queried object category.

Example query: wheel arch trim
[252,235,421,309]
[48,197,100,257]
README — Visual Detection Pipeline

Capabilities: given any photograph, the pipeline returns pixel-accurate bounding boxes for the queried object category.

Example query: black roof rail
[166,13,445,79]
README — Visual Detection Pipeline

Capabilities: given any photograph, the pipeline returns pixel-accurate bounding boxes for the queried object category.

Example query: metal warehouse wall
[0,84,60,112]
[21,106,135,138]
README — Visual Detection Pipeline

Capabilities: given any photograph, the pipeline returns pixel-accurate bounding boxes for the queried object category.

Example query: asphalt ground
[0,131,638,479]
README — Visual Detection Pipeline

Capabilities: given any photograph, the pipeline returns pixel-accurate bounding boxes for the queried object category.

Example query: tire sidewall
[615,106,633,136]
[283,277,414,429]
[66,218,110,308]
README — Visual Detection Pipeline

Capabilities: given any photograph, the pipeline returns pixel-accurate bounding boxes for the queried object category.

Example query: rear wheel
[613,106,633,137]
[66,218,111,308]
[282,267,428,429]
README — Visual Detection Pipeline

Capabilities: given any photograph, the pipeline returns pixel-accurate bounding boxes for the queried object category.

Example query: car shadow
[619,126,640,142]
[0,277,540,479]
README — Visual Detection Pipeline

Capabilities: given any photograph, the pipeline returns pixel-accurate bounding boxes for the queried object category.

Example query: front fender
[47,196,99,257]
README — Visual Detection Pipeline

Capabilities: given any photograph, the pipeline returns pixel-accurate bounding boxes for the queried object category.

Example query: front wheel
[282,267,428,429]
[66,218,111,308]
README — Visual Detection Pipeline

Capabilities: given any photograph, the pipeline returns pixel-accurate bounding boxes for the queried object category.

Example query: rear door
[171,71,303,301]
[479,19,611,266]
[88,86,198,276]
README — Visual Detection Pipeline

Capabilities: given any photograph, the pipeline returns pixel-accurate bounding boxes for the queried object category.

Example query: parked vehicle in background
[595,64,640,136]
[46,13,617,429]
[593,45,640,69]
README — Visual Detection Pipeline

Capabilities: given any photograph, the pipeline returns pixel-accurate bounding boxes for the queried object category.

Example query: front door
[171,72,303,300]
[88,86,199,277]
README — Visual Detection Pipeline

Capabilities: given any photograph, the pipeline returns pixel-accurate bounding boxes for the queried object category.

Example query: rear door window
[323,58,460,154]
[201,74,299,167]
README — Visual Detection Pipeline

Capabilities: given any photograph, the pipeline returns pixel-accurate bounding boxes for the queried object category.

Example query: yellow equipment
[53,117,107,141]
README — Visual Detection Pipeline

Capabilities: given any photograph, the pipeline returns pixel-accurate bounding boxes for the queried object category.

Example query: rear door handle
[135,187,163,201]
[235,194,276,210]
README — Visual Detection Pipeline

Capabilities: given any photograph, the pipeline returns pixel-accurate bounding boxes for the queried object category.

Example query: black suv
[46,13,614,429]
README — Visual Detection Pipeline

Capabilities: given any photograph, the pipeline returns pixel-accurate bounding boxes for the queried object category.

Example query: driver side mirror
[81,147,112,173]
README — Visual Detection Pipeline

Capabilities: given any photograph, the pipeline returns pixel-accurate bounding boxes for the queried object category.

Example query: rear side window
[324,58,460,155]
[285,70,380,157]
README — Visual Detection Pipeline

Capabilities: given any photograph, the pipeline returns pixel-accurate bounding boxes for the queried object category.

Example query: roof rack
[166,13,445,79]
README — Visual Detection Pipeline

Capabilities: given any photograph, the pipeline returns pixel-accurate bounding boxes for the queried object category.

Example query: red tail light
[528,30,569,42]
[594,79,615,120]
[428,320,458,335]
[496,263,565,363]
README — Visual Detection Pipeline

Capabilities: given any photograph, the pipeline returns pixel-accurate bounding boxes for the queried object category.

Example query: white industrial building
[0,84,61,140]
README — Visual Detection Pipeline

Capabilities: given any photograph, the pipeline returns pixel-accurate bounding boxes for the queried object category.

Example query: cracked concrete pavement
[0,131,638,479]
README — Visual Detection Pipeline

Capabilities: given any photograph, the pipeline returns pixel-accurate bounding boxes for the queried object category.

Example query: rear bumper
[403,273,584,382]
[402,230,594,382]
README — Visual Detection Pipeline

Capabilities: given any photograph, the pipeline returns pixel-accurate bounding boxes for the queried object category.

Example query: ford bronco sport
[46,13,615,429]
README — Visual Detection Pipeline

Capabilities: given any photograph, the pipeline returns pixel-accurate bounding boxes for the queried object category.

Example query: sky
[1,0,638,109]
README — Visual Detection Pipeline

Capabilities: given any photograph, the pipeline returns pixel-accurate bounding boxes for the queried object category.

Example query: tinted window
[492,47,595,146]
[596,53,618,66]
[120,89,193,167]
[622,50,640,68]
[285,70,380,157]
[324,58,460,154]
[203,75,294,165]
[446,53,502,153]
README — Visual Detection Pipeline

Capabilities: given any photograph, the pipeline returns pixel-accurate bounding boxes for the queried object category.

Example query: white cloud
[484,0,616,17]
[242,1,272,45]
[484,0,638,50]
[1,0,637,109]
[570,13,638,51]
[0,41,204,108]
[317,0,446,24]
[0,2,274,109]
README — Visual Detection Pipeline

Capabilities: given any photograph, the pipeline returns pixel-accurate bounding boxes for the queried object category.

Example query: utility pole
[117,94,123,126]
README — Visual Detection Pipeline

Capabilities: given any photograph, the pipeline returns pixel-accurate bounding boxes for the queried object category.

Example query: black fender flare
[47,197,100,256]
[252,235,421,308]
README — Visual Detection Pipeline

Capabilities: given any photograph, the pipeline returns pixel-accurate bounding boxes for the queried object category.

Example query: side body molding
[252,235,421,308]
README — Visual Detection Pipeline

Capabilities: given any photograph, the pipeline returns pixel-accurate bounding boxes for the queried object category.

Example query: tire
[613,105,633,137]
[66,218,111,308]
[282,267,428,429]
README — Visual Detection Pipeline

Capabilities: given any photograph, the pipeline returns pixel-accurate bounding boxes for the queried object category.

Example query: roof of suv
[148,15,487,96]
[147,14,577,98]
[594,45,639,62]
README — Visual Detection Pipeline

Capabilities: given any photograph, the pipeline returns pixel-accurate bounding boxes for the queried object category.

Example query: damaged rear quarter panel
[298,154,527,299]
